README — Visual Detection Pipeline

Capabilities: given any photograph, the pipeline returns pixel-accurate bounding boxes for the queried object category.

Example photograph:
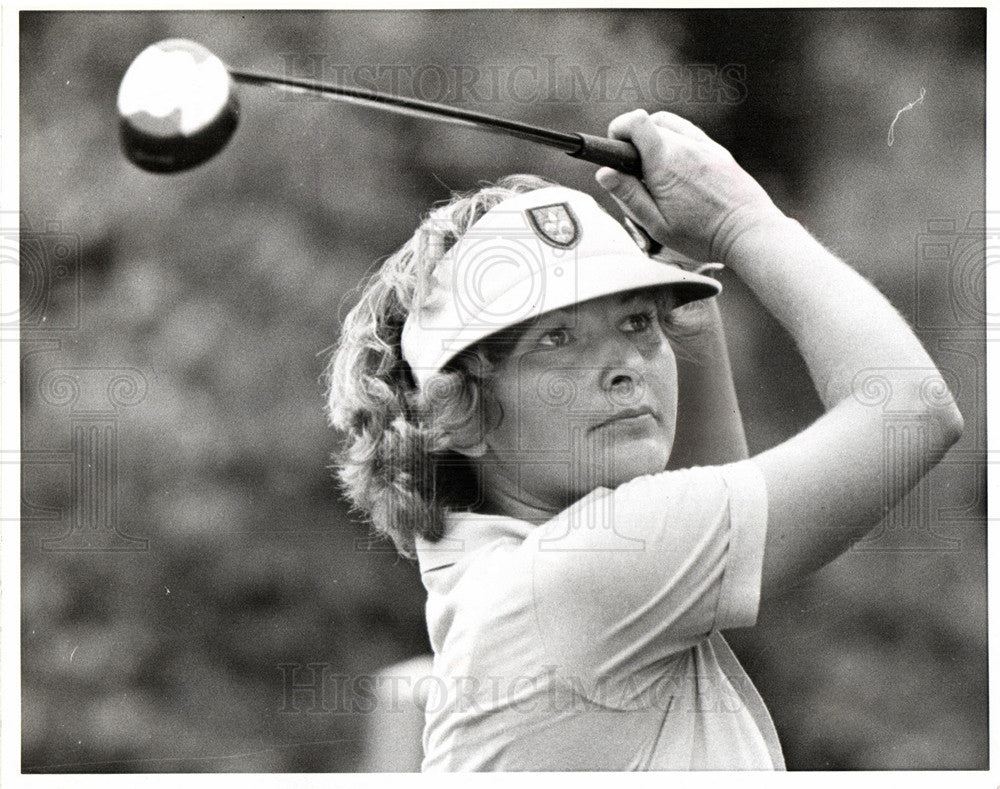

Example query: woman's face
[480,290,678,512]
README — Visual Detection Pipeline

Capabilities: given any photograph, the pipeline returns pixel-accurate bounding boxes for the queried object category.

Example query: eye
[537,327,572,348]
[620,309,657,335]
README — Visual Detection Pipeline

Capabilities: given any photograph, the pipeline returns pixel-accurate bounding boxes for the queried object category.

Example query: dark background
[18,9,986,772]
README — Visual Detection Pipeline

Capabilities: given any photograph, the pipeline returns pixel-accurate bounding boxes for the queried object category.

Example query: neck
[474,459,566,524]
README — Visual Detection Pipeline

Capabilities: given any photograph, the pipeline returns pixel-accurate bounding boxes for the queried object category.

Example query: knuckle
[610,108,649,134]
[615,179,639,201]
[607,118,628,138]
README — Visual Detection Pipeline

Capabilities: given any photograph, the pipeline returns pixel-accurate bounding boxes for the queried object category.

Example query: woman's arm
[666,296,749,469]
[596,109,963,598]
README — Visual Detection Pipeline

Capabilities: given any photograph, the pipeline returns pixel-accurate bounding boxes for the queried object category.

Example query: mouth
[590,406,656,432]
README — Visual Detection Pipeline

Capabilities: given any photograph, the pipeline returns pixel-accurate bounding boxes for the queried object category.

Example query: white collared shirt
[415,459,784,771]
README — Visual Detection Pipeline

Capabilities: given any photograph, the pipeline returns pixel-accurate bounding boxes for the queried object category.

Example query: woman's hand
[597,110,963,598]
[595,109,783,263]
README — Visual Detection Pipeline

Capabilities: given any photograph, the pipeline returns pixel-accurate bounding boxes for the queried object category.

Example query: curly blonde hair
[325,175,556,558]
[325,175,704,559]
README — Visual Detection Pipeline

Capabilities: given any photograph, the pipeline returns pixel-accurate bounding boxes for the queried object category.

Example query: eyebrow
[507,311,570,352]
[529,307,575,325]
[516,290,664,337]
[617,289,663,307]
[530,292,659,326]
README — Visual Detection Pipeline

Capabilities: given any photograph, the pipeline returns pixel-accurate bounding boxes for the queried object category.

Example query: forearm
[722,212,959,425]
[667,296,749,469]
[596,108,963,592]
[730,213,963,586]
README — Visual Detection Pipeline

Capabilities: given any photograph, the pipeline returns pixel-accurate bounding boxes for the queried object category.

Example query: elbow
[939,403,964,448]
[918,372,964,450]
[924,387,964,450]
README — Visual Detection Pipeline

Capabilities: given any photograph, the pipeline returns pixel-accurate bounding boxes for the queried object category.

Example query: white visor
[400,185,721,388]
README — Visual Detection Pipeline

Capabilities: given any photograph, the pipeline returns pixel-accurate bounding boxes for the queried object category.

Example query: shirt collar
[415,510,535,574]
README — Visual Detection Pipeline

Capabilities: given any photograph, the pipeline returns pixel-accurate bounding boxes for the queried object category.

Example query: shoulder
[528,461,769,683]
[530,459,766,554]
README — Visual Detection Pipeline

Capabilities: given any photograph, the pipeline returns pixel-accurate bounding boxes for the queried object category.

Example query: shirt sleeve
[527,459,768,702]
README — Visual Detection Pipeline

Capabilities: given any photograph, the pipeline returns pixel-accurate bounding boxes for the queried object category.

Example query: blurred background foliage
[19,9,985,772]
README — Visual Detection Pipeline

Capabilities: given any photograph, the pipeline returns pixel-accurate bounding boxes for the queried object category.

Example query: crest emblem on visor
[526,203,580,248]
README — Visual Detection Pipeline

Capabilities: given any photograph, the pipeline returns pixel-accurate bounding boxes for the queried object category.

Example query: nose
[605,369,640,405]
[598,339,646,406]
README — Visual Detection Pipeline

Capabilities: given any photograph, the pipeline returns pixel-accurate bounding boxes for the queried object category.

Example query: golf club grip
[568,133,643,178]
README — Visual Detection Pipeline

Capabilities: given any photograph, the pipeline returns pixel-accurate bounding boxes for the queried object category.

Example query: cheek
[485,369,573,451]
[630,337,678,411]
[482,376,522,451]
[656,346,679,418]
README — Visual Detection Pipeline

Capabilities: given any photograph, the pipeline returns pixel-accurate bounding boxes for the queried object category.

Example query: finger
[594,167,669,239]
[607,108,679,149]
[606,108,649,140]
[605,111,685,180]
[648,110,713,143]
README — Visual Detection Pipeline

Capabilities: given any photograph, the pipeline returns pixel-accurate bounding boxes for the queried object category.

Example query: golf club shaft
[230,69,643,177]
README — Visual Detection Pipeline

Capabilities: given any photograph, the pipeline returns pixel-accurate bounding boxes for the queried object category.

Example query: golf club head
[118,39,239,173]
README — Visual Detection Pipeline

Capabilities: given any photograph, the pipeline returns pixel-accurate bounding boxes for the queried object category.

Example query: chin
[579,439,672,491]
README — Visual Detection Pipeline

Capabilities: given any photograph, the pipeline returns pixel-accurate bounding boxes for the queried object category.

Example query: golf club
[117,39,644,177]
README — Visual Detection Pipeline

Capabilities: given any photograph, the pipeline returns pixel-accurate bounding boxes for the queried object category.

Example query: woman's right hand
[595,109,784,264]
